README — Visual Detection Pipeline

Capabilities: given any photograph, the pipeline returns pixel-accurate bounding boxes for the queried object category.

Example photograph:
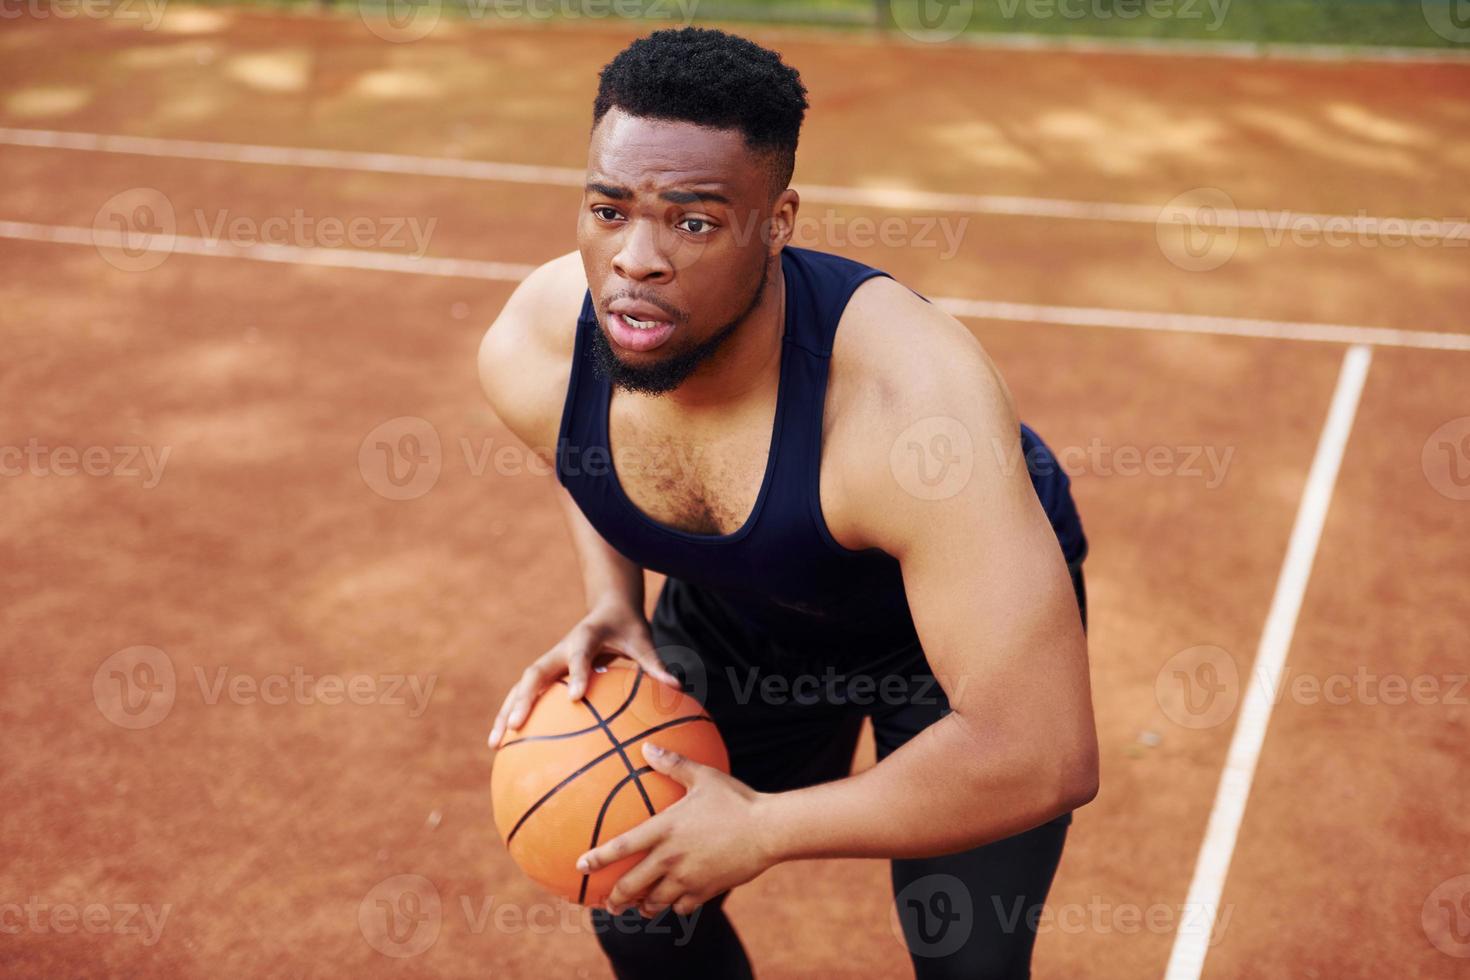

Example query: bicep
[895,446,1085,720]
[851,368,1087,725]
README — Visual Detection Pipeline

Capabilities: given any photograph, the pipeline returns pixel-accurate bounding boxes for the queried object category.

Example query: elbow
[1059,760,1099,813]
[1051,739,1100,815]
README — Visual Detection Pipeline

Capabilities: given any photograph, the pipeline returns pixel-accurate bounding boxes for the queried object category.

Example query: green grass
[948,0,1468,48]
[252,0,1470,49]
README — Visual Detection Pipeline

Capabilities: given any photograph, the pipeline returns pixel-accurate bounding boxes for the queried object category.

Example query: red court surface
[1,8,1468,978]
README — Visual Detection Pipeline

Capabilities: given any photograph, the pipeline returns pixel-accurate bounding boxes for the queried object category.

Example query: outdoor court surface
[2,7,1468,978]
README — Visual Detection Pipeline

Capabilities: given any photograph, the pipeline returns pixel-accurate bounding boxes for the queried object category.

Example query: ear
[764,187,800,253]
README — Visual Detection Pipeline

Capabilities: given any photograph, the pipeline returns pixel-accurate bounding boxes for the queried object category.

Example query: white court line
[2,127,1466,241]
[0,220,537,282]
[933,298,1470,353]
[4,219,1468,353]
[0,126,587,188]
[1162,344,1373,980]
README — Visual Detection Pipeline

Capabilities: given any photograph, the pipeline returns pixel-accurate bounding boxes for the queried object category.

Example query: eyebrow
[660,189,732,206]
[586,181,631,200]
[585,182,733,206]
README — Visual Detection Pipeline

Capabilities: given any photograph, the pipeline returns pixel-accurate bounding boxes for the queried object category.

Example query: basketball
[491,656,730,905]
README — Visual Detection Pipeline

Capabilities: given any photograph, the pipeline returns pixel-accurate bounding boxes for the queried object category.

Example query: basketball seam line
[578,765,655,906]
[498,673,646,748]
[502,714,716,847]
[580,692,658,819]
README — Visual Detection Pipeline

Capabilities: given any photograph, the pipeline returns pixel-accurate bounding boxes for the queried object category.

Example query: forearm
[759,710,1092,863]
[557,485,645,613]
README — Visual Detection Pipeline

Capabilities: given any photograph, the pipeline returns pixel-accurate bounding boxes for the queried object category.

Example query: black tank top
[557,246,1086,662]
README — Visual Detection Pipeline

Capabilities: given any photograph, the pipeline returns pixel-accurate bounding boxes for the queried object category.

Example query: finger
[637,876,688,919]
[641,742,701,788]
[503,686,536,735]
[490,681,529,748]
[672,896,703,917]
[603,852,670,915]
[487,686,520,748]
[577,813,667,875]
[566,652,591,702]
[626,647,683,690]
[502,660,556,739]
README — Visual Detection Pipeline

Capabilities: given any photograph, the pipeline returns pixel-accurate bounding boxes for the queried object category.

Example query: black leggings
[591,560,1088,980]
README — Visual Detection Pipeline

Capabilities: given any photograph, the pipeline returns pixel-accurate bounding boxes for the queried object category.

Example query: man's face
[578,108,788,395]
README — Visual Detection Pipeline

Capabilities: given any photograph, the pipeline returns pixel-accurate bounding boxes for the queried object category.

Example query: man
[479,27,1097,980]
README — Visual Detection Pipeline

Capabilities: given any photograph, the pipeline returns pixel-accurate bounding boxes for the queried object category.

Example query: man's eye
[592,206,622,221]
[678,217,716,235]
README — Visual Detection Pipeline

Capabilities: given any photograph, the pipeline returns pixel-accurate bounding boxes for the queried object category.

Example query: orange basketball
[490,656,729,906]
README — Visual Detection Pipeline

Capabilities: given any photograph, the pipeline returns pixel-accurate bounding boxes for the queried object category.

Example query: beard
[587,258,771,396]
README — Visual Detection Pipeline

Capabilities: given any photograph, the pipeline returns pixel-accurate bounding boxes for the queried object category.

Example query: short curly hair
[592,27,809,193]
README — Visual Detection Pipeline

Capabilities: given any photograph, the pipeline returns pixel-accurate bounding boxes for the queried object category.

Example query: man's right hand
[488,599,684,748]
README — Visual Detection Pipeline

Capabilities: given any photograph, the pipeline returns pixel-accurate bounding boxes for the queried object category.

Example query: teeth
[623,315,659,330]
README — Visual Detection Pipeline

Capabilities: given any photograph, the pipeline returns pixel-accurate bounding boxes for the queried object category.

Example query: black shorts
[590,556,1089,980]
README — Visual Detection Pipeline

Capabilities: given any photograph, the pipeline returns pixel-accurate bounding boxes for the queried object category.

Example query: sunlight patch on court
[1032,104,1226,176]
[114,40,221,71]
[1322,103,1427,147]
[927,120,1041,173]
[1234,106,1421,176]
[5,86,92,118]
[153,89,229,125]
[223,49,312,94]
[350,68,450,101]
[154,7,233,34]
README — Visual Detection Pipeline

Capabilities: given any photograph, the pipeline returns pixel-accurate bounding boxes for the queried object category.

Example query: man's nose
[611,218,674,283]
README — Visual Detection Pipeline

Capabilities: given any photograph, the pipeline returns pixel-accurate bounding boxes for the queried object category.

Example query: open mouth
[607,311,676,353]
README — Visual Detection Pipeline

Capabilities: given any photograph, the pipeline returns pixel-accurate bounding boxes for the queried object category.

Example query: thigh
[890,818,1069,980]
[591,895,753,980]
[871,560,1087,978]
[873,685,1069,979]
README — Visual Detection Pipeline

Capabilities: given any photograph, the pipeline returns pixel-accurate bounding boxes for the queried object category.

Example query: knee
[895,877,1046,980]
[591,904,736,976]
[591,907,669,962]
[902,910,1034,980]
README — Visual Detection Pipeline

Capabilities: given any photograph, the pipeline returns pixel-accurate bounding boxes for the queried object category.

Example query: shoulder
[479,249,585,366]
[477,251,587,457]
[827,274,1015,437]
[821,275,1021,555]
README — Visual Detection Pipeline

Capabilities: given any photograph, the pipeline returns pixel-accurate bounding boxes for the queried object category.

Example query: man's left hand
[576,742,775,918]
